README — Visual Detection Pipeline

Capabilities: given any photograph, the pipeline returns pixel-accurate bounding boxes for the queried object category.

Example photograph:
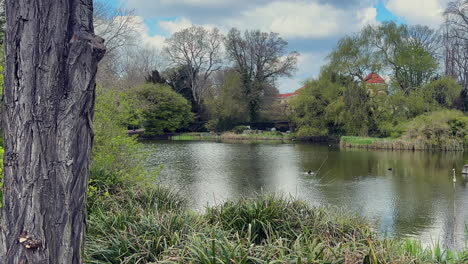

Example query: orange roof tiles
[364,72,385,84]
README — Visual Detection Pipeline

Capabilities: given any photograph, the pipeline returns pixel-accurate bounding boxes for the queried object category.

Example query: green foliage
[205,71,248,132]
[290,73,373,137]
[225,28,298,122]
[89,86,158,204]
[403,110,468,149]
[86,189,468,263]
[133,83,193,136]
[422,77,462,108]
[341,136,386,145]
[327,33,381,80]
[363,22,439,93]
[86,186,192,263]
[289,77,344,137]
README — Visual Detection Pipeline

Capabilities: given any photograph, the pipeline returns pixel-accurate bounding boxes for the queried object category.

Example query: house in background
[278,72,387,103]
[364,72,387,96]
[364,72,386,84]
[278,87,304,104]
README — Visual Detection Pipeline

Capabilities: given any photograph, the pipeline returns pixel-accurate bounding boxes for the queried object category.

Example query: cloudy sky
[103,0,449,93]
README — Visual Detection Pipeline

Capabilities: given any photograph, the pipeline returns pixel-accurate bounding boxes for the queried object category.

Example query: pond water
[145,140,468,250]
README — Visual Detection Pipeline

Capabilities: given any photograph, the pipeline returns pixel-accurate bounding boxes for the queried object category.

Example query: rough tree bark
[0,0,105,263]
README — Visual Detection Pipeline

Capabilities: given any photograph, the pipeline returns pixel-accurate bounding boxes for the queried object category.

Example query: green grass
[340,135,466,151]
[172,132,294,141]
[340,136,388,145]
[85,187,468,264]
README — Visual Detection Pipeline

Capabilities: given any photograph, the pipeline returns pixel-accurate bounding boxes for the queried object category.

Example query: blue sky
[100,0,447,93]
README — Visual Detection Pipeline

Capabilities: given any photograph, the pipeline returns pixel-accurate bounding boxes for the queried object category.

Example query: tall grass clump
[85,186,195,264]
[205,194,370,245]
[86,189,468,264]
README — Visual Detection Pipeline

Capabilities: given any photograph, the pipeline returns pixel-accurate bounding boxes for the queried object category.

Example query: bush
[403,110,468,149]
[132,83,193,136]
[89,86,158,205]
[422,77,462,108]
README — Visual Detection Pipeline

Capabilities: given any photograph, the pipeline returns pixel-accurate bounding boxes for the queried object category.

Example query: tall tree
[364,22,439,93]
[225,28,298,122]
[443,0,468,109]
[164,26,223,108]
[327,33,381,81]
[0,1,105,263]
[93,0,140,88]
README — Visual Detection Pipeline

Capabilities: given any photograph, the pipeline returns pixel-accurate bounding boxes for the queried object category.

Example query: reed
[85,187,468,264]
[340,136,465,151]
[171,132,294,141]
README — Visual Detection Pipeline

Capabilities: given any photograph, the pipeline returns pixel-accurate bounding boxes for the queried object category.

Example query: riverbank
[171,131,295,141]
[86,186,468,263]
[340,136,466,151]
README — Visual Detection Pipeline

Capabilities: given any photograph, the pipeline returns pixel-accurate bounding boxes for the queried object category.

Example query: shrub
[132,83,193,136]
[89,86,158,205]
[422,77,462,108]
[403,110,468,149]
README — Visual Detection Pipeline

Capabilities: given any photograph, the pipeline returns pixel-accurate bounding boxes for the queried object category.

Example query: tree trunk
[0,1,105,263]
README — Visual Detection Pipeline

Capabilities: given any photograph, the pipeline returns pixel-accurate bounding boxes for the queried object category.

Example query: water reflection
[146,140,468,250]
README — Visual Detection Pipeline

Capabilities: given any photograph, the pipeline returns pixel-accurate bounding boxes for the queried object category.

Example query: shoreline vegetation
[171,131,295,141]
[340,136,466,152]
[86,186,468,263]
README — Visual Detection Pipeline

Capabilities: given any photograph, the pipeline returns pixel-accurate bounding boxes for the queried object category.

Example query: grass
[340,136,387,145]
[171,132,294,141]
[340,136,465,151]
[85,187,468,264]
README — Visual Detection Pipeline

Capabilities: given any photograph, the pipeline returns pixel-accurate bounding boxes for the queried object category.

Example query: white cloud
[158,18,194,34]
[385,0,447,27]
[132,16,167,50]
[158,18,218,35]
[225,1,377,38]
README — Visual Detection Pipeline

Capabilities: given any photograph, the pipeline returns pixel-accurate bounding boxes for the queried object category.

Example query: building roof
[364,72,386,84]
[278,92,299,98]
[278,86,305,99]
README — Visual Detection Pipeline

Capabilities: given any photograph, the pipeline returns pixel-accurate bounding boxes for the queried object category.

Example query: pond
[145,140,468,250]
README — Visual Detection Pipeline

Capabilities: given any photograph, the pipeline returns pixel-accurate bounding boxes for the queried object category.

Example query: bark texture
[0,1,105,263]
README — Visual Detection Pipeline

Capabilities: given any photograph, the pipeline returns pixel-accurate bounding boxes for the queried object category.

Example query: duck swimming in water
[453,168,457,183]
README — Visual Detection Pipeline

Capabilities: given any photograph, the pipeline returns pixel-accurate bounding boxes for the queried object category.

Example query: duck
[387,168,393,171]
[452,168,457,183]
[306,170,314,175]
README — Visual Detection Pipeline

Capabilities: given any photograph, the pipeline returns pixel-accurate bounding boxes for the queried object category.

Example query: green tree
[421,77,462,108]
[205,71,248,131]
[225,28,298,122]
[364,22,439,93]
[343,82,370,136]
[90,86,156,200]
[327,33,381,81]
[289,74,346,137]
[133,83,193,136]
